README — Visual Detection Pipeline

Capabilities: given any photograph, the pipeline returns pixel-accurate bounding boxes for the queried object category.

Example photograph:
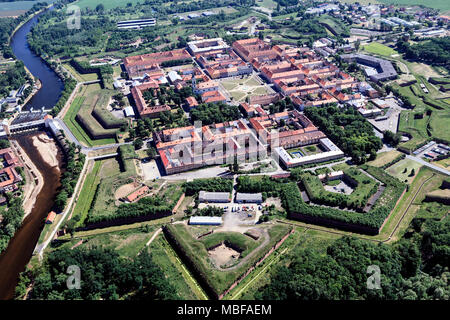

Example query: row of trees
[184,177,233,196]
[54,142,86,212]
[0,61,28,99]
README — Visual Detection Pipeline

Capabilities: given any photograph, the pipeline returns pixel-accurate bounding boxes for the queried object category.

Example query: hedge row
[184,177,233,196]
[75,91,119,139]
[91,91,125,129]
[281,166,405,234]
[301,168,379,211]
[381,153,406,170]
[70,58,113,89]
[76,111,118,139]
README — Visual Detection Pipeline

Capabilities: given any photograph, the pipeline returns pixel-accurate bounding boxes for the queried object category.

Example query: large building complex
[341,53,398,82]
[195,48,252,79]
[154,120,266,175]
[130,82,171,118]
[249,110,326,149]
[123,49,191,78]
[275,138,344,168]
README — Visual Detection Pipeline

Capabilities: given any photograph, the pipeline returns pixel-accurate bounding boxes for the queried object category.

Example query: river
[0,8,64,299]
[10,7,64,112]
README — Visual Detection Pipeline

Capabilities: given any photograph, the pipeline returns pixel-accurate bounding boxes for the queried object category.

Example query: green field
[238,227,341,299]
[301,168,379,210]
[72,0,144,10]
[362,42,398,57]
[75,88,120,140]
[255,0,277,10]
[63,63,99,82]
[378,0,450,11]
[220,75,271,103]
[0,0,56,16]
[70,160,102,227]
[63,84,117,146]
[367,150,403,168]
[148,234,202,300]
[387,158,423,184]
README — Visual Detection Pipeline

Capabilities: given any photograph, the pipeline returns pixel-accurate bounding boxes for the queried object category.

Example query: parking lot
[413,141,450,160]
[197,201,264,226]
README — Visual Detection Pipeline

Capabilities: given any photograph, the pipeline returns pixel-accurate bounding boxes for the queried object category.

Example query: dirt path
[146,228,162,247]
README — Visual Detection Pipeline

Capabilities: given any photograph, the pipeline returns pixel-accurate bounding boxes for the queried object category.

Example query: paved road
[54,118,135,154]
[406,155,449,176]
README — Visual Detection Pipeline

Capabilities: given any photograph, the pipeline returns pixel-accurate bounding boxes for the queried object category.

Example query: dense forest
[0,61,28,99]
[396,37,450,72]
[190,102,242,125]
[257,228,449,300]
[26,246,179,300]
[0,195,25,254]
[305,105,383,164]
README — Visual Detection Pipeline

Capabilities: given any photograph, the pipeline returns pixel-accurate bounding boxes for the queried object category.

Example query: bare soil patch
[114,182,140,200]
[208,243,241,268]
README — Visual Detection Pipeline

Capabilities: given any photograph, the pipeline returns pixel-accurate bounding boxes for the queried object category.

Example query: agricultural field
[378,0,450,11]
[362,42,398,57]
[0,0,56,17]
[387,158,423,184]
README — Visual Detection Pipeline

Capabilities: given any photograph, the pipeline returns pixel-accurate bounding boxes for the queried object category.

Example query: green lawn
[387,158,423,184]
[363,42,398,57]
[367,150,403,168]
[165,223,292,298]
[255,0,277,10]
[63,63,99,82]
[148,235,202,300]
[63,85,117,147]
[70,160,102,227]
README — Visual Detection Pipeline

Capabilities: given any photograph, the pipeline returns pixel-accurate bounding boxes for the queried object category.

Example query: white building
[199,191,231,203]
[189,216,223,225]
